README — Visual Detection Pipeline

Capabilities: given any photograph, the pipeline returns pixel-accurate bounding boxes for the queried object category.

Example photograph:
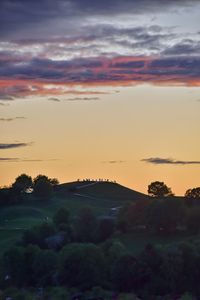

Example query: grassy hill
[0,181,144,254]
[0,181,193,256]
[56,181,147,201]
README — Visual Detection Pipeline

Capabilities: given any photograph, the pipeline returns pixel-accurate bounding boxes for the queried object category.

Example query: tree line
[0,174,59,205]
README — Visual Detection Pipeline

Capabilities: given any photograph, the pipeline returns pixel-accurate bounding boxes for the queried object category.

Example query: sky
[0,0,200,195]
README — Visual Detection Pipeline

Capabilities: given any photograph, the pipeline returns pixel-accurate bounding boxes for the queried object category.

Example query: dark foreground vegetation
[0,175,200,299]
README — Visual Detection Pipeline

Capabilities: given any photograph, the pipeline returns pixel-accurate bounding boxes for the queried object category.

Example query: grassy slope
[74,182,147,201]
[0,181,137,254]
[0,181,192,255]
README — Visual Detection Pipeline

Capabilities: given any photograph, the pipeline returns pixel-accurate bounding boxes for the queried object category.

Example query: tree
[186,207,200,234]
[0,188,17,205]
[147,198,185,234]
[53,207,70,228]
[148,181,173,197]
[49,178,59,186]
[23,222,56,248]
[126,199,150,229]
[101,239,127,277]
[111,254,138,292]
[185,187,200,204]
[33,175,59,199]
[3,246,26,287]
[12,174,32,193]
[33,249,58,286]
[159,247,183,294]
[97,217,115,242]
[74,207,97,242]
[178,242,200,295]
[23,245,41,286]
[59,244,105,288]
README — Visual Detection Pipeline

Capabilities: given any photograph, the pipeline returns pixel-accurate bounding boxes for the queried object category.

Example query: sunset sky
[0,0,200,195]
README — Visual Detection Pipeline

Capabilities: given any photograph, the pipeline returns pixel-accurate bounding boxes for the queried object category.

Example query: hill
[56,180,147,201]
[0,181,197,258]
[0,181,145,254]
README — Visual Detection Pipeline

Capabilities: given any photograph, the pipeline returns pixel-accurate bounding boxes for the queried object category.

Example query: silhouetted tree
[53,207,70,228]
[33,175,59,198]
[185,187,200,205]
[12,174,32,193]
[23,222,56,248]
[59,244,105,289]
[3,246,26,287]
[126,199,150,229]
[74,207,97,242]
[147,198,185,234]
[148,181,173,197]
[138,244,165,297]
[186,207,200,234]
[33,175,58,186]
[117,204,130,233]
[97,217,115,242]
[33,249,58,286]
[23,245,41,286]
[111,254,138,292]
[0,188,16,205]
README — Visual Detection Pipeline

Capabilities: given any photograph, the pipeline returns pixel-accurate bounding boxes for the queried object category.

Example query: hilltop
[56,180,148,201]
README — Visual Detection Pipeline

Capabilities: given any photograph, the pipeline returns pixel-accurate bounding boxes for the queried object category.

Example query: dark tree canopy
[148,181,173,197]
[147,198,185,234]
[111,254,138,292]
[97,217,115,242]
[33,175,59,186]
[33,175,58,198]
[186,207,200,234]
[33,249,58,286]
[185,187,200,199]
[60,244,105,289]
[74,207,97,242]
[53,207,70,228]
[12,174,33,193]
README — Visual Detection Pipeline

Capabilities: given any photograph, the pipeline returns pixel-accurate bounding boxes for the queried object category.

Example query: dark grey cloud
[0,95,14,101]
[0,142,32,149]
[0,157,58,162]
[0,57,103,81]
[66,97,100,101]
[0,157,19,161]
[0,117,26,121]
[1,55,200,87]
[102,160,126,164]
[23,158,59,162]
[163,39,200,56]
[150,57,200,69]
[112,61,145,69]
[0,0,198,39]
[142,157,200,165]
[48,97,61,102]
